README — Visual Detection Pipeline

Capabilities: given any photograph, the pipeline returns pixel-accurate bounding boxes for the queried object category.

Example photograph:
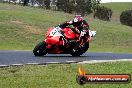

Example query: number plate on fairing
[49,27,63,37]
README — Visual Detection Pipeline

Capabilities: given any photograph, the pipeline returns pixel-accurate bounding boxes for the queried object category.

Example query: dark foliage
[23,0,29,6]
[56,0,95,16]
[3,0,101,16]
[94,6,112,21]
[120,10,132,27]
[44,0,50,9]
[56,0,74,13]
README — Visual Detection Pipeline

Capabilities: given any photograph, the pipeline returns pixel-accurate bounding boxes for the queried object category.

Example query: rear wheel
[71,49,82,57]
[33,41,47,56]
[71,53,81,57]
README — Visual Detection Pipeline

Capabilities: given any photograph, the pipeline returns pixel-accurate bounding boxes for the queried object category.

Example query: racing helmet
[73,15,83,23]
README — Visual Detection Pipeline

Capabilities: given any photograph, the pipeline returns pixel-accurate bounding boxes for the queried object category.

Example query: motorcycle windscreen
[46,27,53,37]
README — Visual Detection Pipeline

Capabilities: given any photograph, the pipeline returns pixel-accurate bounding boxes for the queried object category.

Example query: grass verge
[0,61,132,88]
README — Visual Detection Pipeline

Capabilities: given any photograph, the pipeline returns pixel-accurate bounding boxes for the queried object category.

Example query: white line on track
[78,59,132,64]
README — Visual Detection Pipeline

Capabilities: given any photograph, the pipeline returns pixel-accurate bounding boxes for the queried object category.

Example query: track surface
[0,50,132,65]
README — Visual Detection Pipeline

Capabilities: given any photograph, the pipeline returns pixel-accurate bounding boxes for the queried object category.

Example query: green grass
[88,19,132,53]
[101,2,132,14]
[0,3,73,50]
[101,2,132,22]
[0,61,132,88]
[0,3,132,53]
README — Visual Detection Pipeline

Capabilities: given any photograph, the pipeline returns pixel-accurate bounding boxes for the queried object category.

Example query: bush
[56,0,74,13]
[75,0,87,16]
[94,6,112,21]
[44,0,50,9]
[56,0,95,15]
[120,10,132,27]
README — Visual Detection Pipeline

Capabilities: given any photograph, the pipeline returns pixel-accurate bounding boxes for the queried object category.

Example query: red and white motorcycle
[33,26,96,56]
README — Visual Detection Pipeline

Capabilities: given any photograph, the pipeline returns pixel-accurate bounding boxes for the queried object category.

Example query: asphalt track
[0,50,132,66]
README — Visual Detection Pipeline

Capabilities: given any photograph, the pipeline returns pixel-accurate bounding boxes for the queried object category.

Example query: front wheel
[33,41,47,56]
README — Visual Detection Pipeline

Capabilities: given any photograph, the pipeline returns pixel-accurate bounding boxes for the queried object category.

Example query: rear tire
[33,41,47,56]
[71,49,81,57]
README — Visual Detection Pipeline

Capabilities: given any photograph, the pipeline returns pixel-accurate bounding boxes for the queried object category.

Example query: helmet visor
[73,18,78,22]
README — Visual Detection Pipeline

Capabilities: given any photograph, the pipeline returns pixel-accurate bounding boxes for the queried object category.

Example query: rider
[58,15,89,44]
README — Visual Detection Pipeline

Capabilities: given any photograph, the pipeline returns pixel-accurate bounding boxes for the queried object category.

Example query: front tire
[81,42,89,54]
[33,41,47,56]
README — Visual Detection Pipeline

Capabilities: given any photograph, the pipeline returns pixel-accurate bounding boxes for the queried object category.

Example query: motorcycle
[33,26,96,56]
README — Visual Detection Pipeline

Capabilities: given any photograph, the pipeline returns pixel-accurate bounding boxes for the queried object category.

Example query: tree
[85,0,92,14]
[56,0,101,16]
[94,6,112,21]
[23,0,29,6]
[44,0,50,9]
[57,0,74,13]
[75,0,86,16]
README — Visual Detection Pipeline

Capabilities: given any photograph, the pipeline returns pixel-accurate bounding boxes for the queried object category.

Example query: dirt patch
[11,20,23,24]
[25,25,44,34]
[11,20,44,35]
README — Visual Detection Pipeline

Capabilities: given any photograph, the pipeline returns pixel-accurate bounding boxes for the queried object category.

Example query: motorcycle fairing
[62,27,77,40]
[45,36,64,45]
